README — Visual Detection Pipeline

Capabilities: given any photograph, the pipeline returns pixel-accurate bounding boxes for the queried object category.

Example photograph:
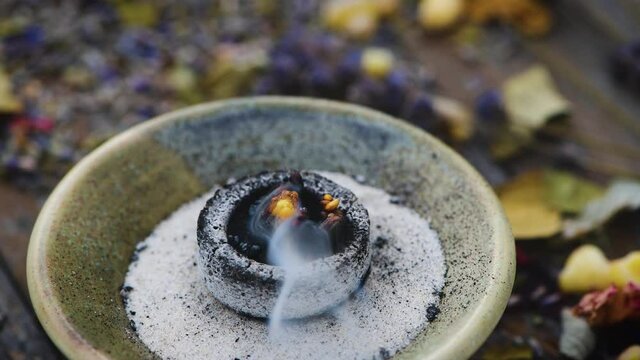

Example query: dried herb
[560,308,596,360]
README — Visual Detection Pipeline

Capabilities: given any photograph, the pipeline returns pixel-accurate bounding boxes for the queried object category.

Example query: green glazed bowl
[27,97,514,360]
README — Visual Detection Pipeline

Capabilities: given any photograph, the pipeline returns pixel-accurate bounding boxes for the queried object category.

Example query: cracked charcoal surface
[124,171,445,360]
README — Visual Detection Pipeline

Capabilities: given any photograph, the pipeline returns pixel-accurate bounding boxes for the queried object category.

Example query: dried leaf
[618,345,640,360]
[572,283,640,326]
[498,170,562,239]
[544,170,604,213]
[563,180,640,239]
[559,245,612,293]
[0,66,22,113]
[467,0,553,37]
[489,124,530,160]
[432,95,474,142]
[560,308,596,360]
[481,344,533,359]
[502,65,569,134]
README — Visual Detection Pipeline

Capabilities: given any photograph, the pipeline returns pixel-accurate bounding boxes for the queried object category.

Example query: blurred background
[1,0,639,359]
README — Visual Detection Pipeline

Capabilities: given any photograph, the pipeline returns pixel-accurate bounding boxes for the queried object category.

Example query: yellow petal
[418,0,464,31]
[558,245,612,293]
[323,0,379,39]
[618,345,640,360]
[610,252,640,288]
[361,47,394,79]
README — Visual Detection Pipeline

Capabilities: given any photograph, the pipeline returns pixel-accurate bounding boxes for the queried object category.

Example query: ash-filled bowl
[197,170,371,319]
[27,97,514,360]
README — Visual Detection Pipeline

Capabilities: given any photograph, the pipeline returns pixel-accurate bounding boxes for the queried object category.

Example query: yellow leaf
[502,65,569,133]
[498,170,562,239]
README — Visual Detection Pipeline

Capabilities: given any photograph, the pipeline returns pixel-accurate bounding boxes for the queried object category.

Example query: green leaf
[544,170,604,213]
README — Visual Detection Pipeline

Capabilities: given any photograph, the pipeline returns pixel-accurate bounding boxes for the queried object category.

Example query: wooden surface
[0,1,639,359]
[0,255,61,359]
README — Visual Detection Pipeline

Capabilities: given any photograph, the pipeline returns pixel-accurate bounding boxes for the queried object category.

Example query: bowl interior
[28,97,514,360]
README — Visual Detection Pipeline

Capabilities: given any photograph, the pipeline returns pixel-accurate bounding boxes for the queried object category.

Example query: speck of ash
[123,171,445,360]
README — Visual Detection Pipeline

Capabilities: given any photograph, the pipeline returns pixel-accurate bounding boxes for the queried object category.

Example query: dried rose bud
[572,282,640,326]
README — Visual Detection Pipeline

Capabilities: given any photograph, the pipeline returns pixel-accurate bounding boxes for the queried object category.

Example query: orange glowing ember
[268,190,300,220]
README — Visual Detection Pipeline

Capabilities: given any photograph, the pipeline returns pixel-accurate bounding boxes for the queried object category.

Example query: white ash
[124,171,445,360]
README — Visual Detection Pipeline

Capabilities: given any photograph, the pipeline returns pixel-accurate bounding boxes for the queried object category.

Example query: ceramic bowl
[27,96,514,360]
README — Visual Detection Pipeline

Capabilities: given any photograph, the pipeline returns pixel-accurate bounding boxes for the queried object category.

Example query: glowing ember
[267,190,300,220]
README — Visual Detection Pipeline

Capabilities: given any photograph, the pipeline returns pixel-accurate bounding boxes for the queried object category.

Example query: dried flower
[323,0,379,39]
[610,252,640,288]
[618,345,640,360]
[560,246,640,293]
[559,245,611,293]
[467,0,553,37]
[572,282,640,326]
[418,0,464,31]
[361,47,394,79]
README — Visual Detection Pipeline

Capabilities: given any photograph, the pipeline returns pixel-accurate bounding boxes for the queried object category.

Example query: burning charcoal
[197,170,371,319]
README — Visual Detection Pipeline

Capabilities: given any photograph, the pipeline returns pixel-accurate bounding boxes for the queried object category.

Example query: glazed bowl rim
[27,96,515,360]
